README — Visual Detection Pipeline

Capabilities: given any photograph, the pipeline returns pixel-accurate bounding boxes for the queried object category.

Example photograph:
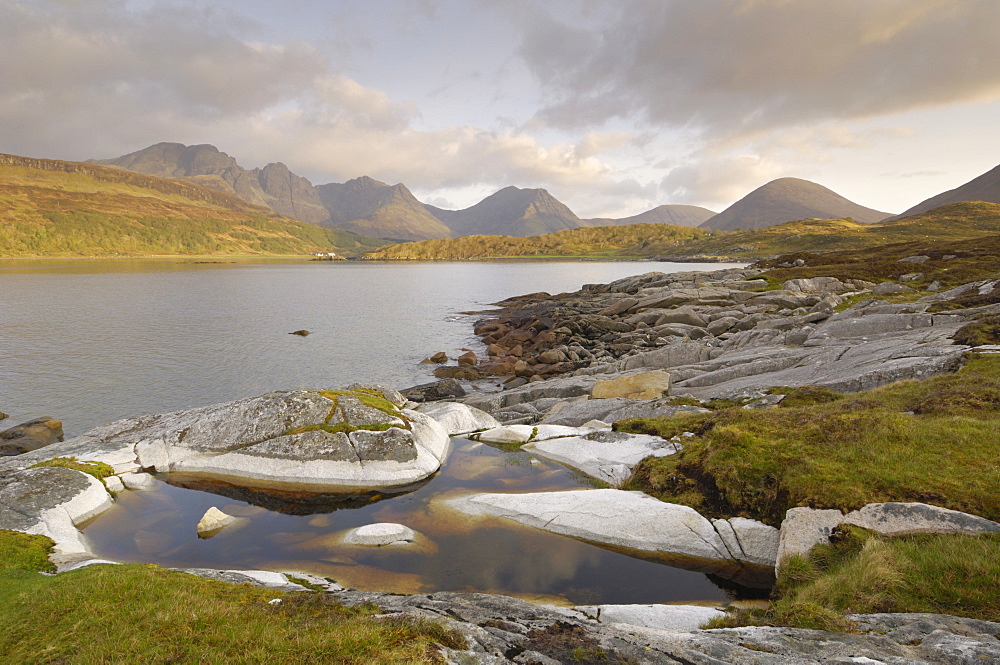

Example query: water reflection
[83,439,754,605]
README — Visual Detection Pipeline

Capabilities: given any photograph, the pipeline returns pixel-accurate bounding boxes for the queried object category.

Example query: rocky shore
[2,266,999,664]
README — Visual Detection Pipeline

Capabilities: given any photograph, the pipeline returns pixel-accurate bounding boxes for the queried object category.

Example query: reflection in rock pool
[83,438,764,605]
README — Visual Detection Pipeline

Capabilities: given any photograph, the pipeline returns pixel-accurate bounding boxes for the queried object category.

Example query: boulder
[400,378,467,402]
[591,371,670,400]
[197,506,245,538]
[0,417,64,456]
[4,389,452,492]
[120,472,155,490]
[414,402,500,435]
[342,522,416,547]
[523,430,680,486]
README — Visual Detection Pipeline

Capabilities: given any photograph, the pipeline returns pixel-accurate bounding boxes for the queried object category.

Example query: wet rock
[457,350,479,366]
[288,330,310,336]
[0,417,64,456]
[430,351,449,363]
[434,365,480,380]
[401,378,467,402]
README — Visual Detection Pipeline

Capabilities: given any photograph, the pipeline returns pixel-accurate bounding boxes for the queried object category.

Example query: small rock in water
[343,522,417,546]
[289,330,311,336]
[197,506,242,538]
[430,351,448,363]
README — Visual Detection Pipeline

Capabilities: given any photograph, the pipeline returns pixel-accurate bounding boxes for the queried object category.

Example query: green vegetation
[29,457,115,484]
[0,157,386,257]
[707,527,1000,630]
[0,529,461,664]
[366,223,707,259]
[687,201,1000,260]
[367,201,1000,263]
[618,354,1000,526]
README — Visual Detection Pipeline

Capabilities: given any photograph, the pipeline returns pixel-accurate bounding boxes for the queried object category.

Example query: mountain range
[92,143,717,240]
[86,142,1000,241]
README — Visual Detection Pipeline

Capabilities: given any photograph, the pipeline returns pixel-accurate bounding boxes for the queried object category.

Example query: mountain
[700,177,891,231]
[0,152,384,257]
[586,204,716,227]
[93,142,331,225]
[316,176,451,241]
[893,162,1000,219]
[427,186,587,237]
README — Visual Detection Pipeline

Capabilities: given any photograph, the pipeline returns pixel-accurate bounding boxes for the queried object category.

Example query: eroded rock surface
[447,489,778,586]
[1,388,451,492]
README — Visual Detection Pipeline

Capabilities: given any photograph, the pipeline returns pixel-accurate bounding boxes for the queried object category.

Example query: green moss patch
[29,457,115,484]
[0,529,461,663]
[619,354,1000,525]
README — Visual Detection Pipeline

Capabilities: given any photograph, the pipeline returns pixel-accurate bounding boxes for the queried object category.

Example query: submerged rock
[342,523,417,547]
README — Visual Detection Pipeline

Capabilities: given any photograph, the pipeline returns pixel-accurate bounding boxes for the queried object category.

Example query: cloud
[515,0,1000,141]
[660,154,785,208]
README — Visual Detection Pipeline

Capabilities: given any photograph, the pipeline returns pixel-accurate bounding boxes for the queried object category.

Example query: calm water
[83,439,742,605]
[0,259,741,435]
[2,258,751,604]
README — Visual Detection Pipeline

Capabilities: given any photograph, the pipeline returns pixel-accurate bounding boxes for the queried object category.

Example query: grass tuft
[618,354,1000,525]
[0,529,461,663]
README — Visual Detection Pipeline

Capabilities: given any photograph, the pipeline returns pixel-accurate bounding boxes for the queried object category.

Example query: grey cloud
[516,0,1000,140]
[0,0,327,158]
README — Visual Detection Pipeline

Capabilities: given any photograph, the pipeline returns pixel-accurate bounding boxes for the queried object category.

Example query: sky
[2,0,1000,218]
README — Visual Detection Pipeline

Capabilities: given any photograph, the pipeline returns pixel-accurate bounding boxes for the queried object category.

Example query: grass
[707,527,1000,629]
[0,529,462,664]
[618,353,1000,526]
[0,155,386,257]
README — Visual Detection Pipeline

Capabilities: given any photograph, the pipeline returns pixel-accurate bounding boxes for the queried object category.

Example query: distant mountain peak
[700,177,890,231]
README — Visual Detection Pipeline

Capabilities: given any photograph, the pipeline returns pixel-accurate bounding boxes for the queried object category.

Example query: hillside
[893,162,1000,218]
[0,153,385,257]
[426,186,588,237]
[93,142,332,226]
[366,223,707,259]
[316,177,452,241]
[700,177,890,231]
[587,204,716,227]
[681,201,1000,259]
